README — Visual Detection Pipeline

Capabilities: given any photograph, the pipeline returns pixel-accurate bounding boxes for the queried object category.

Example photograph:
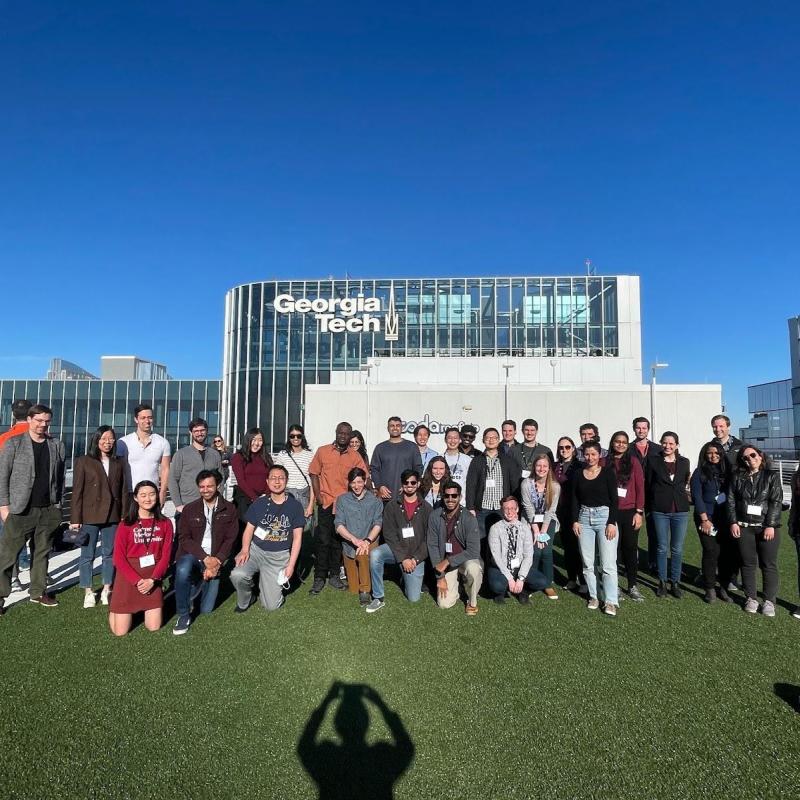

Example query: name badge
[254,526,268,540]
[746,503,762,516]
[510,557,521,569]
[485,478,497,488]
[715,493,726,505]
[521,469,531,479]
[139,553,155,568]
[617,488,627,498]
[401,526,415,539]
[533,514,545,524]
[445,542,453,553]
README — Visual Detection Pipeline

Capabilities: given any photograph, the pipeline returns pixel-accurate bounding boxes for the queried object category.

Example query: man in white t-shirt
[117,403,171,503]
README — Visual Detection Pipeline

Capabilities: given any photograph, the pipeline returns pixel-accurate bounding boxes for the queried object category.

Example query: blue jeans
[577,505,619,605]
[174,554,221,616]
[531,520,556,584]
[369,543,425,602]
[651,511,689,583]
[78,523,117,588]
[487,565,548,596]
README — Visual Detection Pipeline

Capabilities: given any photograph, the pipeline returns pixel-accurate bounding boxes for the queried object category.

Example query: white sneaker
[604,603,617,617]
[762,601,775,618]
[587,598,600,610]
[744,598,759,614]
[100,587,111,606]
[83,592,97,609]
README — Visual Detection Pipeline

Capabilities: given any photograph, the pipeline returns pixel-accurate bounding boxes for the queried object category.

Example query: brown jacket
[176,495,239,563]
[70,455,128,525]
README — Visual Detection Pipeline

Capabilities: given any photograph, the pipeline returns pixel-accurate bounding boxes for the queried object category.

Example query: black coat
[646,455,692,514]
[465,452,521,512]
[727,468,783,529]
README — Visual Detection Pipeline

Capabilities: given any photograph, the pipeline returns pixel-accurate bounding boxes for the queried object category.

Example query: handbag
[63,525,90,547]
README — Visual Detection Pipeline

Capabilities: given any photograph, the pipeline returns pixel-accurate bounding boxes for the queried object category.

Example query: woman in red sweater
[609,431,645,602]
[230,427,274,520]
[108,480,174,636]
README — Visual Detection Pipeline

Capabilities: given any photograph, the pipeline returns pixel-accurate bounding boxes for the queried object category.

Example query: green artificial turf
[2,519,800,800]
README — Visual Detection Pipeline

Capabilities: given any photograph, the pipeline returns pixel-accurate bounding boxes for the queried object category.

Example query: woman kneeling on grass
[108,481,174,636]
[520,455,560,599]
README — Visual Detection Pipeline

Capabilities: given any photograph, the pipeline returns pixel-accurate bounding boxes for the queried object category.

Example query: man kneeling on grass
[173,469,238,635]
[366,468,431,613]
[427,480,483,615]
[487,496,548,605]
[230,465,304,613]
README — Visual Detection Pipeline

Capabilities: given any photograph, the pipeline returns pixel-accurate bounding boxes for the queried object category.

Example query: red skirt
[109,561,163,614]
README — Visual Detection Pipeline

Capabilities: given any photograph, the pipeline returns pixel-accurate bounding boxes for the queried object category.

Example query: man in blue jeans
[172,470,238,635]
[367,469,431,613]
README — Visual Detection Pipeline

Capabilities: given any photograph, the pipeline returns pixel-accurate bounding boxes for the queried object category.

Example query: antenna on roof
[585,259,596,276]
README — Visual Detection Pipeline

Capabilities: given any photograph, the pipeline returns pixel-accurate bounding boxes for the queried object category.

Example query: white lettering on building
[274,293,386,334]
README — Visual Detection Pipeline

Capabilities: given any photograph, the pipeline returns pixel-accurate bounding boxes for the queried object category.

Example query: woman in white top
[521,454,560,599]
[274,425,315,520]
[419,456,451,507]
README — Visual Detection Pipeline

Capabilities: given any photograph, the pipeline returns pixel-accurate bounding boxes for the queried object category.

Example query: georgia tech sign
[274,293,399,339]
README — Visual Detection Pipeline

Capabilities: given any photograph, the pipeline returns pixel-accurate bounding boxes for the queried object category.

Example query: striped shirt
[274,449,314,490]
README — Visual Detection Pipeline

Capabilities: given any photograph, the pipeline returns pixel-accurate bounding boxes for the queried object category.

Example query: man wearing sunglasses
[458,425,482,458]
[366,469,431,613]
[427,480,483,615]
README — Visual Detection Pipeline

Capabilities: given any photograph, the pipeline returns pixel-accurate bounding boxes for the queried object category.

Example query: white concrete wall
[305,382,722,470]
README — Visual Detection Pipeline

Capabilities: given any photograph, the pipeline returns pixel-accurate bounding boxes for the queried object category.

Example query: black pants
[557,509,582,583]
[314,505,342,580]
[617,508,640,586]
[737,526,780,603]
[695,512,737,590]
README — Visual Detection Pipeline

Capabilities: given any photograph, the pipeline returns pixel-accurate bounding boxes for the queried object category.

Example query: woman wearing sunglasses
[727,445,783,616]
[554,436,584,593]
[275,425,315,521]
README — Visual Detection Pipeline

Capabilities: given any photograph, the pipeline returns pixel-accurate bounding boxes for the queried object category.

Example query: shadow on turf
[774,683,800,713]
[297,682,414,800]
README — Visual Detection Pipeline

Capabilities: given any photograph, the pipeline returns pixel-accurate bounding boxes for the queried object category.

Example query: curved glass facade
[224,276,622,450]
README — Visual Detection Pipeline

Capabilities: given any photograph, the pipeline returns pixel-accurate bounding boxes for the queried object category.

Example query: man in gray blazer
[0,404,65,612]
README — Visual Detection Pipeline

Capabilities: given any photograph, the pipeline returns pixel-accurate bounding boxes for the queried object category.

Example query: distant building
[101,356,170,381]
[47,358,97,381]
[739,316,799,459]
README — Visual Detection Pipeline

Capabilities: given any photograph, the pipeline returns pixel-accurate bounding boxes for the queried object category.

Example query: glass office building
[223,275,625,450]
[0,379,221,467]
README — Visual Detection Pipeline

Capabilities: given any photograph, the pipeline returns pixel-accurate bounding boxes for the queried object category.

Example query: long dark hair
[89,425,120,461]
[349,430,368,464]
[124,480,166,524]
[556,436,577,464]
[609,430,632,486]
[698,441,730,484]
[735,444,770,474]
[239,427,273,466]
[420,456,451,499]
[283,424,310,453]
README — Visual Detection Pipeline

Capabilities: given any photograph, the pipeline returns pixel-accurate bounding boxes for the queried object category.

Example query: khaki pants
[344,540,378,593]
[438,558,483,608]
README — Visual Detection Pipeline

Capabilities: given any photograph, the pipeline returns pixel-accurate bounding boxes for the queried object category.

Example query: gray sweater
[0,434,65,513]
[369,439,423,498]
[168,445,223,507]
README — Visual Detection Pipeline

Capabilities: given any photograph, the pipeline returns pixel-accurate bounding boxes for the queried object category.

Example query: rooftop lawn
[2,517,799,800]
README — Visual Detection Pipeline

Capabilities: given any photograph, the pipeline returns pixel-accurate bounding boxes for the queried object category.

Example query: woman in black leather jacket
[790,466,800,620]
[726,445,783,617]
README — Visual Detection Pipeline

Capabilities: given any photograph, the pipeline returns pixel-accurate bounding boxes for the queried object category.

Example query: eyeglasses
[402,480,419,486]
[212,439,222,443]
[558,445,572,451]
[288,434,302,439]
[461,434,475,440]
[742,452,761,461]
[443,493,460,499]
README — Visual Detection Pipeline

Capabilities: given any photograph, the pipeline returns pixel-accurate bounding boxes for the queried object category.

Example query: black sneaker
[670,581,682,599]
[517,591,531,605]
[493,594,506,605]
[234,602,251,614]
[30,594,58,607]
[656,581,668,598]
[328,575,347,591]
[358,592,370,606]
[309,578,326,595]
[704,589,717,604]
[718,587,733,603]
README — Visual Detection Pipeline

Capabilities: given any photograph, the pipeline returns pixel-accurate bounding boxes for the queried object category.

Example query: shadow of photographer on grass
[297,682,414,800]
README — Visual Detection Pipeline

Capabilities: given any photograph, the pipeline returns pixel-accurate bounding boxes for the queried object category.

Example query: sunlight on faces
[501,497,519,522]
[98,431,116,454]
[198,477,219,502]
[135,485,158,512]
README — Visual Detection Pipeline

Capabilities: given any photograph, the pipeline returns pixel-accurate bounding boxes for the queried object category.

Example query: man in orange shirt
[308,421,368,595]
[0,400,33,587]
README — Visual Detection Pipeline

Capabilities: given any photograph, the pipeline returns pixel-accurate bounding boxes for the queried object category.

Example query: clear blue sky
[2,1,798,429]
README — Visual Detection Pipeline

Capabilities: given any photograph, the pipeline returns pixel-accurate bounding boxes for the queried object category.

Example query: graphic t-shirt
[245,494,305,552]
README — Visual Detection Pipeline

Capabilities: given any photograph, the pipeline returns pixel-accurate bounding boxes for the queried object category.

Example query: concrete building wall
[305,383,722,468]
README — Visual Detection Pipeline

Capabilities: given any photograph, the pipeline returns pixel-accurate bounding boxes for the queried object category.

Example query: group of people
[0,398,795,633]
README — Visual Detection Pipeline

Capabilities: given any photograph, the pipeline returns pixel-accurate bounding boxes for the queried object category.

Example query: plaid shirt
[481,455,503,511]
